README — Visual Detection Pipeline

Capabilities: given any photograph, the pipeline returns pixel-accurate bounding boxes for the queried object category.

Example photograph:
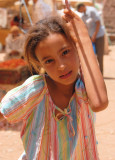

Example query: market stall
[0,0,31,84]
[0,59,30,84]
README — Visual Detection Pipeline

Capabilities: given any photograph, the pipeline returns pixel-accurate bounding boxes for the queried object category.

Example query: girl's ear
[36,61,46,74]
[34,52,45,74]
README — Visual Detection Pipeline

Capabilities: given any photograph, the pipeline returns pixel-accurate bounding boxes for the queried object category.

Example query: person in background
[5,25,25,60]
[11,15,24,27]
[76,3,105,74]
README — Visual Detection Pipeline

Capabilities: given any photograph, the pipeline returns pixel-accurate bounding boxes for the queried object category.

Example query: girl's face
[35,33,79,86]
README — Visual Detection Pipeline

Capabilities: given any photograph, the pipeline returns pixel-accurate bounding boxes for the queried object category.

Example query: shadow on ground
[104,77,115,80]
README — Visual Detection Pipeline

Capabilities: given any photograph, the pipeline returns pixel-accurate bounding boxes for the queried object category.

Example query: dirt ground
[95,45,115,160]
[0,45,115,160]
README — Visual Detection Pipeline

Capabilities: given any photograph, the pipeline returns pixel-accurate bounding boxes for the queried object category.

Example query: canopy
[57,0,93,3]
[0,0,93,8]
[0,0,17,7]
[0,0,30,8]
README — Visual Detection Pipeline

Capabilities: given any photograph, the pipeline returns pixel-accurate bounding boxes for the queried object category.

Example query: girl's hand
[62,9,90,44]
[91,33,96,43]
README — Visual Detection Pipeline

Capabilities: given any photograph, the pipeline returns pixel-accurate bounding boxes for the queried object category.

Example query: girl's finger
[62,14,72,23]
[64,9,81,21]
[62,16,68,24]
[62,15,69,23]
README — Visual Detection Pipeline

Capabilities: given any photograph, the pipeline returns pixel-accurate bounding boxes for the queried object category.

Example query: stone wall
[103,0,115,34]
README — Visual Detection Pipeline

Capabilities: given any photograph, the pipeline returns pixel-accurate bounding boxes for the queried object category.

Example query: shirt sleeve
[90,8,100,22]
[0,75,46,123]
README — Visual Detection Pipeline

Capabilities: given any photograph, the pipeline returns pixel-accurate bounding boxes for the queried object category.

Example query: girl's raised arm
[63,9,108,112]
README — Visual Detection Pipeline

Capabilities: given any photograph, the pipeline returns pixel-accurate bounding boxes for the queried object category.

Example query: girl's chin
[55,77,77,86]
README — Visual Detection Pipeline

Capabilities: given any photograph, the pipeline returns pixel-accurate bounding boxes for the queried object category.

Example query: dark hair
[76,3,85,11]
[13,15,24,24]
[13,16,20,22]
[24,15,73,73]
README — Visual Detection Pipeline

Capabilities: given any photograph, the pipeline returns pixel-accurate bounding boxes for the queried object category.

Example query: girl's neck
[45,75,76,117]
[55,81,75,97]
[46,76,75,98]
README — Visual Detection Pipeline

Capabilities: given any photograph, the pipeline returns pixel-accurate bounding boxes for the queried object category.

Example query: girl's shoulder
[76,76,85,88]
[75,75,88,101]
[5,74,46,98]
[0,74,47,123]
[23,74,45,86]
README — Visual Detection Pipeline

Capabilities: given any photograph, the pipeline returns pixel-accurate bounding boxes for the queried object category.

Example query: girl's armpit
[0,112,5,122]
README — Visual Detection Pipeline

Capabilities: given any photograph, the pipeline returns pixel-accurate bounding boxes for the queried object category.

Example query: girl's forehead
[35,33,72,58]
[37,33,68,48]
[47,33,66,40]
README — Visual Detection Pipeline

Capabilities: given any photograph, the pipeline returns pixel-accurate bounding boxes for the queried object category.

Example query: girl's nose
[58,63,66,71]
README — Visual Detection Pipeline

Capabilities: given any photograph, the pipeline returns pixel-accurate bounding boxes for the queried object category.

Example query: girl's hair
[24,15,72,74]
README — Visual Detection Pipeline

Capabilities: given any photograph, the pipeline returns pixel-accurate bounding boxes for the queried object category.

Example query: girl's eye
[62,49,70,56]
[45,59,53,64]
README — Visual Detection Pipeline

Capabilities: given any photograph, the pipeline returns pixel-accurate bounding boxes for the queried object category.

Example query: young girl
[0,9,108,160]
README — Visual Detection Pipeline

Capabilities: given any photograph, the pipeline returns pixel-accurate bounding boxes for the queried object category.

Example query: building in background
[103,0,115,44]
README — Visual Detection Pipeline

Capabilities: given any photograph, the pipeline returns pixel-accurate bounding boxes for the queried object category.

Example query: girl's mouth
[59,71,72,79]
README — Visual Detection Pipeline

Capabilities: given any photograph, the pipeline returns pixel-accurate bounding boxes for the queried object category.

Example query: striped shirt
[0,75,99,160]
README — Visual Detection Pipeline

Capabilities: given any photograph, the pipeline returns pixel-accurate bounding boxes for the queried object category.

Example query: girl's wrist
[75,38,94,56]
[75,34,91,47]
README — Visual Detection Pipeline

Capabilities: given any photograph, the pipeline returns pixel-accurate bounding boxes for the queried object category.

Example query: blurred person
[32,0,52,24]
[11,15,24,27]
[76,3,105,74]
[5,25,25,60]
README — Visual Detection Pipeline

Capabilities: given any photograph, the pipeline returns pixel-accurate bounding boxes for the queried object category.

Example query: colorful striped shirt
[0,75,99,160]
